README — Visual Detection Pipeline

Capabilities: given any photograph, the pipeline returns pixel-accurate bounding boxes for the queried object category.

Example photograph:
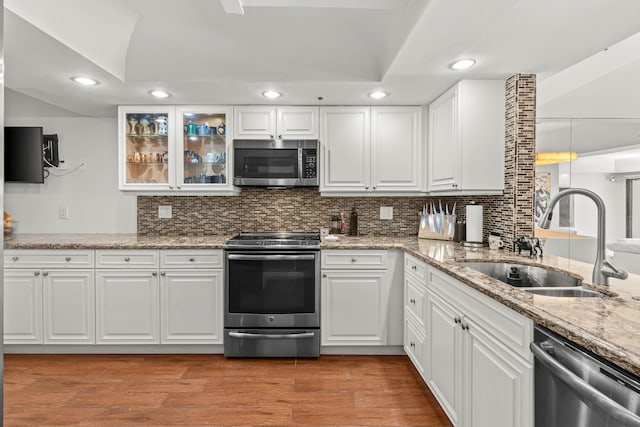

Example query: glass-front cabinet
[176,106,231,190]
[119,107,175,191]
[118,106,235,193]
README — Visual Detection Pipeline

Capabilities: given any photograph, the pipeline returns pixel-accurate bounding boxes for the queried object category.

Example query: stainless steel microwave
[233,139,318,187]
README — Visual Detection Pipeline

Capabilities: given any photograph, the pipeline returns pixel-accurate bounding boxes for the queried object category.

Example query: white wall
[569,173,625,243]
[4,93,136,233]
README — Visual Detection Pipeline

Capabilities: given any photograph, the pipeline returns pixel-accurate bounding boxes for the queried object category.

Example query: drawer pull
[12,256,18,262]
[124,257,131,262]
[65,256,71,262]
[351,258,357,263]
[43,272,49,277]
[152,272,158,277]
[161,272,166,277]
[189,257,195,262]
[34,271,40,277]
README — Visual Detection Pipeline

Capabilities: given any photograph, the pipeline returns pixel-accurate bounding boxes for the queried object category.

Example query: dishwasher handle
[531,341,640,427]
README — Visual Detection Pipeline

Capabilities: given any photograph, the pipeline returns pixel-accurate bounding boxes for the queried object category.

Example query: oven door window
[234,149,299,179]
[228,256,315,314]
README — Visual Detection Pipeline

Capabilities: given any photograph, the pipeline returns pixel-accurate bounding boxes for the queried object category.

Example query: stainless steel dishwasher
[531,325,640,427]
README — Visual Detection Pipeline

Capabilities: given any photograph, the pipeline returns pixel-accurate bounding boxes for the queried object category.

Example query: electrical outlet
[158,205,172,219]
[58,206,69,220]
[380,206,393,220]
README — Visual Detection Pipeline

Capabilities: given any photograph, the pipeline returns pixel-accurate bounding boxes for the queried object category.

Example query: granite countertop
[5,233,640,376]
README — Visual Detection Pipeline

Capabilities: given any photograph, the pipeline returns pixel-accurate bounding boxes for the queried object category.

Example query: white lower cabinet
[4,269,43,344]
[465,317,532,427]
[320,250,403,347]
[95,269,160,344]
[426,290,463,425]
[43,270,95,344]
[425,268,533,427]
[160,269,223,344]
[321,270,387,345]
[4,249,96,345]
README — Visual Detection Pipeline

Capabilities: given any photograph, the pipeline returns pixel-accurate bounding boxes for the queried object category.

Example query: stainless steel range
[223,232,320,357]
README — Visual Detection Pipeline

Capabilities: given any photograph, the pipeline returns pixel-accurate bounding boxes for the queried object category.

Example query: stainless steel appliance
[233,139,318,187]
[224,232,320,357]
[531,325,640,427]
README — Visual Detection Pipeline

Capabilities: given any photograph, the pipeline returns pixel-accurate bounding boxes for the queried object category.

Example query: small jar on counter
[330,215,341,234]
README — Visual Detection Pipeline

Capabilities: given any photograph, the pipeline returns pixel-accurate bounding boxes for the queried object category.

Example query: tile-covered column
[501,74,536,250]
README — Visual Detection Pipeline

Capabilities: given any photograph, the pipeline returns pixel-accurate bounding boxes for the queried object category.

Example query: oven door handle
[530,341,640,427]
[229,331,316,340]
[226,254,315,261]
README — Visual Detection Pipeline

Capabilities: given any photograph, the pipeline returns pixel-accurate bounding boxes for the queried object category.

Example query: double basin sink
[462,261,605,298]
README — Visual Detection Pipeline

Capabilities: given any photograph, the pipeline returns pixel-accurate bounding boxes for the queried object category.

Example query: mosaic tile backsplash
[138,74,536,248]
[138,190,503,238]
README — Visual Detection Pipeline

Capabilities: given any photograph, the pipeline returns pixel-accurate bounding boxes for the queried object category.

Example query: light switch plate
[158,205,172,219]
[380,206,393,220]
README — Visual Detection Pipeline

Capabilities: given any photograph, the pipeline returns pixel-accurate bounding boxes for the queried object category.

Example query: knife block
[418,213,454,241]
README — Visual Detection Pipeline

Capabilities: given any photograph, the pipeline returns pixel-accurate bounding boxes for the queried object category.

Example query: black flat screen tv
[4,126,45,183]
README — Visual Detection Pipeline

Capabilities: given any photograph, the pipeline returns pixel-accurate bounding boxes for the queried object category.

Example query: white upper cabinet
[320,106,423,194]
[428,80,505,194]
[234,106,318,140]
[233,106,276,139]
[320,107,371,192]
[371,107,422,192]
[277,107,319,139]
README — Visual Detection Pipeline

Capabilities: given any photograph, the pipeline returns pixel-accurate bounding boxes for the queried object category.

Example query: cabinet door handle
[152,271,158,277]
[34,271,40,277]
[410,298,416,304]
[169,185,174,189]
[65,256,71,262]
[461,321,469,331]
[410,342,415,348]
[189,257,195,262]
[278,134,282,139]
[454,316,461,324]
[365,186,369,190]
[372,186,377,190]
[12,256,18,262]
[322,274,327,278]
[177,185,182,189]
[270,135,274,139]
[43,272,49,277]
[411,265,417,270]
[161,272,166,277]
[124,257,131,262]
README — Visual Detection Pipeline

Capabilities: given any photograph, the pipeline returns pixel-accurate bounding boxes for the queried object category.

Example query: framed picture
[535,172,551,224]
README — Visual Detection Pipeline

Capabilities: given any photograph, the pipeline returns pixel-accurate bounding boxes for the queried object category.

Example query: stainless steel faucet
[538,188,628,286]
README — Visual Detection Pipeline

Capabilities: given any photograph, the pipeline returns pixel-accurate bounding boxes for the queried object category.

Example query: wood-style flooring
[4,354,453,426]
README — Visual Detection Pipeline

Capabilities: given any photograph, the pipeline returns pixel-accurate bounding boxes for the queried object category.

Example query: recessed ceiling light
[71,76,99,86]
[149,90,171,98]
[263,90,282,99]
[450,58,476,70]
[368,91,387,99]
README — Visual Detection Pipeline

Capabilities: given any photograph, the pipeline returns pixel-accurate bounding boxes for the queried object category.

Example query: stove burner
[224,232,321,250]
